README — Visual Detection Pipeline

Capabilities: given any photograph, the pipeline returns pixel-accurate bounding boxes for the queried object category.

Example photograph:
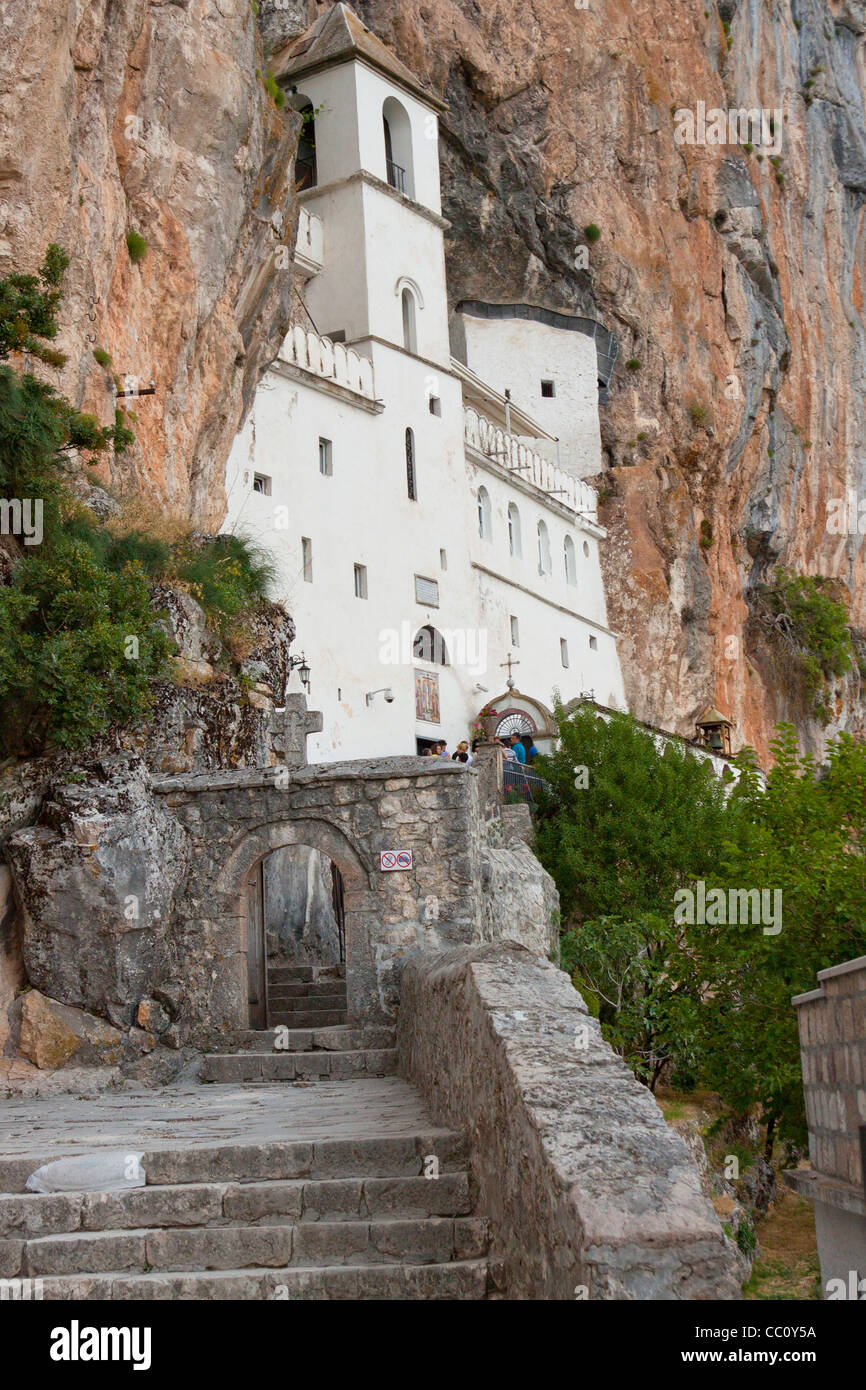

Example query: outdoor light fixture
[365,687,395,706]
[289,652,311,692]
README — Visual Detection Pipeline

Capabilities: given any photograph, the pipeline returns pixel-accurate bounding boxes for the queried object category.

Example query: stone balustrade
[280,323,376,401]
[463,406,598,520]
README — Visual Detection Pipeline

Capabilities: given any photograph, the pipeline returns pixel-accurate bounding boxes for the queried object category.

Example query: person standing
[509,733,526,764]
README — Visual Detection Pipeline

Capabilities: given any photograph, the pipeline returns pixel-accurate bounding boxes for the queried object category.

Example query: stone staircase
[200,964,397,1084]
[0,1130,494,1299]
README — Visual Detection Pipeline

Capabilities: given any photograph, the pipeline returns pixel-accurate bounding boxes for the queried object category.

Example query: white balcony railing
[279,323,376,402]
[463,407,598,519]
[293,207,323,274]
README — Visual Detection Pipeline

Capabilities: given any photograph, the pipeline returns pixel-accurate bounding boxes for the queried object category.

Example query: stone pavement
[0,1077,438,1166]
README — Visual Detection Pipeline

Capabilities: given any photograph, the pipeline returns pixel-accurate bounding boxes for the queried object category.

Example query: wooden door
[246,861,267,1028]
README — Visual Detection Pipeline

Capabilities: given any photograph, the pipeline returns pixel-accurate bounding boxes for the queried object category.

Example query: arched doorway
[218,817,372,1030]
[246,846,346,1029]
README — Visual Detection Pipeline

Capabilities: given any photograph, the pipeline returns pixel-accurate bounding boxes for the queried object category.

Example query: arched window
[477,486,492,541]
[294,100,317,190]
[564,534,577,585]
[413,625,449,665]
[383,96,414,198]
[401,288,418,354]
[405,428,417,500]
[537,520,551,575]
[508,503,522,558]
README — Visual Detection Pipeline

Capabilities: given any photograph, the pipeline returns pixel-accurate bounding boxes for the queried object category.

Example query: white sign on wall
[380,850,413,872]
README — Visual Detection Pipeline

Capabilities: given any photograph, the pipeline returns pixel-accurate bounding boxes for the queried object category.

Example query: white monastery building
[223,3,627,762]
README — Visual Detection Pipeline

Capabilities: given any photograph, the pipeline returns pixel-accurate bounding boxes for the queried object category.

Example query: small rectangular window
[415,575,439,607]
[589,634,598,650]
[428,396,442,417]
[541,380,556,398]
[318,437,333,476]
[354,563,368,599]
[510,616,520,647]
[301,537,313,583]
[439,549,447,570]
[252,473,271,495]
[560,638,569,668]
[326,330,346,343]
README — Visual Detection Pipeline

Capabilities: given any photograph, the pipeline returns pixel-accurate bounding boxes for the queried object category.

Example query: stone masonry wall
[155,757,486,1047]
[398,944,740,1300]
[790,956,866,1196]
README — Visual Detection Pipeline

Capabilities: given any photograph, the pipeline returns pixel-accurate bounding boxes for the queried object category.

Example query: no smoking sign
[380,849,413,872]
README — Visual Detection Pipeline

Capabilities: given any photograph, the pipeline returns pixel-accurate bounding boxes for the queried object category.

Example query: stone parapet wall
[398,944,740,1300]
[789,955,866,1202]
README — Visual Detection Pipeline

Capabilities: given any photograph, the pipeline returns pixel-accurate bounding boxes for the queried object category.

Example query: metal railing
[502,761,547,803]
[386,159,406,193]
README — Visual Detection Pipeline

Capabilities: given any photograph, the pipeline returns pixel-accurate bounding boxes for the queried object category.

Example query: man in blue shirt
[509,734,526,764]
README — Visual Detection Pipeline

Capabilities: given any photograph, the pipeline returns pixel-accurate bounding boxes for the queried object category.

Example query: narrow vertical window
[564,534,577,585]
[401,288,418,353]
[510,616,520,647]
[354,563,368,599]
[477,486,491,540]
[537,520,551,575]
[508,503,522,558]
[560,638,569,668]
[301,537,313,583]
[318,437,333,476]
[406,427,417,500]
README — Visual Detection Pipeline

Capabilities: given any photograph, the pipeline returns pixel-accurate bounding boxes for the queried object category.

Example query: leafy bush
[754,568,852,715]
[625,358,641,371]
[0,539,171,754]
[583,223,601,243]
[0,244,69,365]
[126,230,148,264]
[92,347,112,369]
[171,533,275,637]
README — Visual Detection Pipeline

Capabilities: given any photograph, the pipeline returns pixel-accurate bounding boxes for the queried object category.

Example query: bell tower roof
[273,3,447,112]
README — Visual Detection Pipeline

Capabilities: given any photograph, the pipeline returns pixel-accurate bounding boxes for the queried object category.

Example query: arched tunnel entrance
[245,846,346,1030]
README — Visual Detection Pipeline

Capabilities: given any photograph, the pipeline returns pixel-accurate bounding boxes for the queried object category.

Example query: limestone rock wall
[342,0,866,762]
[398,944,741,1299]
[0,0,299,525]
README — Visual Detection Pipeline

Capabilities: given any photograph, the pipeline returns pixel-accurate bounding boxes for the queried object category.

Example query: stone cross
[279,693,324,768]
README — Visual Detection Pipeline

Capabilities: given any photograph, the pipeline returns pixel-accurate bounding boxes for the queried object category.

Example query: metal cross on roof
[500,653,519,691]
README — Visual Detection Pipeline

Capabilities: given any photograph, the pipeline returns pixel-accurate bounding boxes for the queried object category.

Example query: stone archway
[215,817,375,1029]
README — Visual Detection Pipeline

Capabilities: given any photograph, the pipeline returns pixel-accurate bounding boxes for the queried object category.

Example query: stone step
[267,981,347,999]
[31,1258,491,1300]
[267,1009,347,1029]
[268,965,313,983]
[200,1049,397,1083]
[0,1132,469,1193]
[19,1216,490,1277]
[271,992,348,1011]
[235,1025,395,1053]
[0,1173,473,1239]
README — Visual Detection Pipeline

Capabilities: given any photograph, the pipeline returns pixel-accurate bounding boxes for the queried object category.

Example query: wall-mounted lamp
[366,687,395,706]
[289,652,311,693]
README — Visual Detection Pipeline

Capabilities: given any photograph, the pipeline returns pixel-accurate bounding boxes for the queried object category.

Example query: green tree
[672,725,866,1155]
[534,703,731,1087]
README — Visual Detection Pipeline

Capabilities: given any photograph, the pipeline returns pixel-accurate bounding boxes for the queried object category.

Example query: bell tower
[273,3,452,365]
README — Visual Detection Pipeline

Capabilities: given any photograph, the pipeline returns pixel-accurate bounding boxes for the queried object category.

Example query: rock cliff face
[4,0,864,758]
[342,0,866,761]
[0,0,299,526]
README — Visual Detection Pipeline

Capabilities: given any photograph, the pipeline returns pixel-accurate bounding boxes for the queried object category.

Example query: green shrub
[688,400,710,426]
[263,71,286,108]
[126,230,148,264]
[0,538,171,754]
[172,533,275,636]
[699,518,713,548]
[625,358,641,371]
[756,568,852,713]
[92,347,112,369]
[583,223,601,243]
